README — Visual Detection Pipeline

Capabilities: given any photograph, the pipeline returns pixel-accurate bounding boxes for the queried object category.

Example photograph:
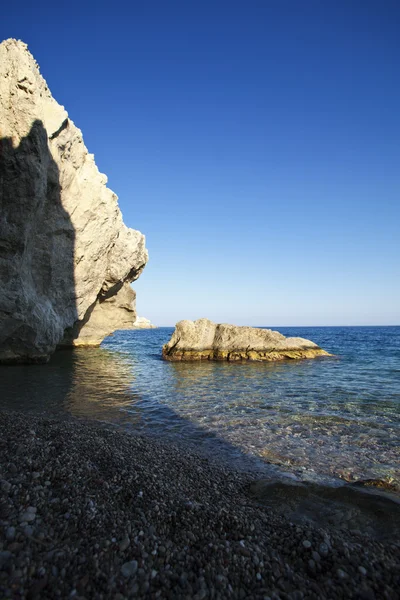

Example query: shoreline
[0,411,399,599]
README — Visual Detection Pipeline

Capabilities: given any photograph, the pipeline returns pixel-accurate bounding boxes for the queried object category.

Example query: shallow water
[0,326,399,487]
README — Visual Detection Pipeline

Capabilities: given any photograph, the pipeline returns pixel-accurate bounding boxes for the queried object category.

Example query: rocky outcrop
[61,284,139,347]
[0,39,148,363]
[162,319,330,361]
[132,316,157,329]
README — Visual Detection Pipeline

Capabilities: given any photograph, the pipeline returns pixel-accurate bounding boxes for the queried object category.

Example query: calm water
[1,326,399,486]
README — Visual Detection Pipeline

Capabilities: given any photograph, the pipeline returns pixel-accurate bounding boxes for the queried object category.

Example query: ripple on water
[0,326,399,489]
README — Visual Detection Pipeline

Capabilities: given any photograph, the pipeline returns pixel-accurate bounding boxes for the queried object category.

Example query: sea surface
[1,326,399,488]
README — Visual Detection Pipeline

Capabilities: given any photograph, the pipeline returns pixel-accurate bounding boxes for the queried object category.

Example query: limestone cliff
[0,39,148,363]
[162,319,331,361]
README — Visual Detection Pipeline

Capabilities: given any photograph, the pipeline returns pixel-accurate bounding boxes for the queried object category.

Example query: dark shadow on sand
[0,339,399,543]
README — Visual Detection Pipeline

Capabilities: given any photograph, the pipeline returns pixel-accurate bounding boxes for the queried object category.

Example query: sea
[1,326,399,489]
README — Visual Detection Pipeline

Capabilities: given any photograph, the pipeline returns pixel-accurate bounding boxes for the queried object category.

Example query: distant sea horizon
[155,323,400,328]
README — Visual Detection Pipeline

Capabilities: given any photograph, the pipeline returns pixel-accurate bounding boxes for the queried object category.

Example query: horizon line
[151,323,400,328]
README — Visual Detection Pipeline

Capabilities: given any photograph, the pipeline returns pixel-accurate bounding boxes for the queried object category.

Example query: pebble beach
[1,411,399,600]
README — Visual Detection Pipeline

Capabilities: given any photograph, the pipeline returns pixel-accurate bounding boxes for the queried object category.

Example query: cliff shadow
[0,119,78,363]
[0,325,398,542]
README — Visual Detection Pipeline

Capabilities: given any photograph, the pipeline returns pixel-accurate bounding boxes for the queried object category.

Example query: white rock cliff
[132,316,157,329]
[0,39,148,362]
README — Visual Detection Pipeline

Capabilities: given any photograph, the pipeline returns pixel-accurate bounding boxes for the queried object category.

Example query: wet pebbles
[0,411,399,599]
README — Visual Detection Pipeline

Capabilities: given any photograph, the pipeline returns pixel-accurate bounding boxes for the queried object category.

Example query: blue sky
[3,1,400,325]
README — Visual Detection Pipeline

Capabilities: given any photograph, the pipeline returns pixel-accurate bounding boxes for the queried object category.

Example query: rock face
[61,285,140,347]
[0,39,148,363]
[132,316,157,329]
[162,318,330,362]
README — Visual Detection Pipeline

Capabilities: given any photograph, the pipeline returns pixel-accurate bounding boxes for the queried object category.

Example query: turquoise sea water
[1,326,399,487]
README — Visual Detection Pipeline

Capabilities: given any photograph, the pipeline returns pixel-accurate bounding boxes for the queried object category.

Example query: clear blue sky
[3,1,399,326]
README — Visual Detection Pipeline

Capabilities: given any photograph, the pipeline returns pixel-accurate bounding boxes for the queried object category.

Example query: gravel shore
[0,411,399,599]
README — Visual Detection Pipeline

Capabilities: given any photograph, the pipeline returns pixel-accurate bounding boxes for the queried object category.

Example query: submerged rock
[0,39,148,363]
[248,479,400,541]
[162,318,330,361]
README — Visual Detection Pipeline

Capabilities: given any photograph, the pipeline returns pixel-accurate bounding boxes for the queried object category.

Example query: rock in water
[0,39,148,363]
[162,318,331,361]
[132,316,157,329]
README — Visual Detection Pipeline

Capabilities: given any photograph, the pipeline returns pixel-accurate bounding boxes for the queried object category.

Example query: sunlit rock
[0,39,148,363]
[162,318,331,362]
[132,316,157,329]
